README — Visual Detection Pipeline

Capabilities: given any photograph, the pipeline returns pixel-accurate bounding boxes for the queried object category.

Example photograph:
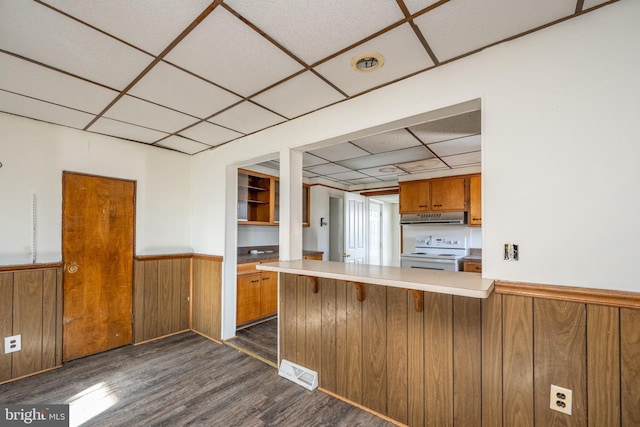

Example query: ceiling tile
[89,117,168,144]
[252,71,345,119]
[0,53,118,114]
[326,171,369,181]
[582,0,612,10]
[409,110,480,144]
[225,0,405,65]
[0,90,94,129]
[403,0,443,15]
[378,174,405,182]
[257,160,280,172]
[414,0,576,61]
[347,177,384,185]
[130,61,242,119]
[308,142,370,162]
[351,128,421,154]
[314,23,434,96]
[179,121,243,147]
[338,146,433,170]
[208,102,285,134]
[397,158,448,173]
[156,135,210,155]
[442,151,481,167]
[305,163,351,176]
[303,153,330,168]
[165,7,303,97]
[303,170,319,178]
[102,95,198,134]
[358,165,404,177]
[41,0,211,55]
[428,134,481,157]
[0,1,153,89]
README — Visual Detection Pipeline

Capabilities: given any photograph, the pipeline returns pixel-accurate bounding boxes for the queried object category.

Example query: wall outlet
[550,384,572,415]
[503,243,520,261]
[4,334,21,354]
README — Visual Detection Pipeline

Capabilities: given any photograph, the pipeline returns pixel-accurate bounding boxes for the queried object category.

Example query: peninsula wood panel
[502,295,534,427]
[280,273,297,363]
[481,293,503,427]
[278,273,640,426]
[424,292,453,427]
[362,284,387,415]
[305,277,322,373]
[386,287,408,424]
[621,308,640,427]
[0,266,62,383]
[133,257,191,344]
[533,299,587,426]
[191,256,222,341]
[587,304,620,426]
[452,296,481,426]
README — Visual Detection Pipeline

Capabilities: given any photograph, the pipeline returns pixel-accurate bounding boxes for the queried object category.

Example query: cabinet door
[260,270,278,317]
[399,180,430,213]
[463,261,482,273]
[430,177,466,211]
[469,174,482,226]
[237,273,262,325]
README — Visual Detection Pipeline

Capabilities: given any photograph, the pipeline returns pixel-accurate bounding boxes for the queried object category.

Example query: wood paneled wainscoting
[279,274,640,427]
[133,254,223,344]
[191,254,223,342]
[0,264,63,383]
[133,255,192,344]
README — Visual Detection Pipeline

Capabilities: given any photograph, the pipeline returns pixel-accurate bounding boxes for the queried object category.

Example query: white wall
[0,113,192,264]
[192,0,640,293]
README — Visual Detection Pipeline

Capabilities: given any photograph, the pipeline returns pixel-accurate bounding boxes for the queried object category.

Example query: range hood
[400,212,466,225]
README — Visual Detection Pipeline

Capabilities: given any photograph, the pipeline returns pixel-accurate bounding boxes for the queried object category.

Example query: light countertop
[257,260,494,298]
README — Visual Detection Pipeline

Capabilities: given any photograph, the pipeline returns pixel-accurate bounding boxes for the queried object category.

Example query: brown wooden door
[237,273,261,325]
[62,172,135,361]
[260,270,278,317]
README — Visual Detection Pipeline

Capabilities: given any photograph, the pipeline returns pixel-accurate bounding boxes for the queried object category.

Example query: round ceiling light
[351,52,384,73]
[378,166,396,173]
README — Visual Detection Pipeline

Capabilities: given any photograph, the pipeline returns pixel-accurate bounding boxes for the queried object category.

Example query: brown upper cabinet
[468,174,482,227]
[399,176,466,214]
[399,174,481,225]
[238,169,310,226]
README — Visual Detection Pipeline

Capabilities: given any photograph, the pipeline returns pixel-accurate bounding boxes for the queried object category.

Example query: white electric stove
[400,236,468,271]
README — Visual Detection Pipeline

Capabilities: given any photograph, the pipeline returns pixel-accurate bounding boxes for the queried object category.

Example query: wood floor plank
[231,318,277,363]
[587,304,620,426]
[0,332,395,427]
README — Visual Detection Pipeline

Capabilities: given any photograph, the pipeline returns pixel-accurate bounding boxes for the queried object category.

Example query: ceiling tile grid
[0,0,616,184]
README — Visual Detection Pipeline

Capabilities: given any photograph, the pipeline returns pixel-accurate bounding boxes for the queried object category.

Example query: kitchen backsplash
[401,224,482,253]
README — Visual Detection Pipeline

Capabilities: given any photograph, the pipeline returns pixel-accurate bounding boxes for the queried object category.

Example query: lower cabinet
[237,261,278,327]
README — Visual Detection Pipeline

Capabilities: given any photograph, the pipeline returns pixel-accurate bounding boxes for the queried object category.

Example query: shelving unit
[238,170,273,224]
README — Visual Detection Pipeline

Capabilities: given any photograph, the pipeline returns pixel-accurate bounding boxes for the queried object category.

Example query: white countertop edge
[257,260,494,299]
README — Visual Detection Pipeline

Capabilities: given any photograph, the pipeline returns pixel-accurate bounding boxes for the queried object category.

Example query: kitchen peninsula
[257,260,495,425]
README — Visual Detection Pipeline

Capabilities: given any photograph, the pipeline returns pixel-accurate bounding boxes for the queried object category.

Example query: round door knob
[67,262,79,273]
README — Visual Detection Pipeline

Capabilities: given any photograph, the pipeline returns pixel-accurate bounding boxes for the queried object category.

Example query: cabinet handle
[262,276,269,281]
[419,204,429,208]
[472,217,482,221]
[251,279,260,283]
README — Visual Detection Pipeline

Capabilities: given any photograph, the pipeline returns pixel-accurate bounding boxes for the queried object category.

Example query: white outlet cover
[550,384,572,415]
[4,334,21,354]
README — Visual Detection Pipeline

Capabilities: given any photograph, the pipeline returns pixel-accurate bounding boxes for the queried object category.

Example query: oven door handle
[402,258,456,264]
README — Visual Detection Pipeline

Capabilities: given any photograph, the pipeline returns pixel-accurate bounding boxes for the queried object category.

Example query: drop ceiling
[0,0,616,185]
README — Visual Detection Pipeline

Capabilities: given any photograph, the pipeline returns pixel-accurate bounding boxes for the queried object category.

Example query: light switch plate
[4,334,21,354]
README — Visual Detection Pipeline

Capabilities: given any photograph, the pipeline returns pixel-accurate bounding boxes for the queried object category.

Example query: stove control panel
[415,236,466,249]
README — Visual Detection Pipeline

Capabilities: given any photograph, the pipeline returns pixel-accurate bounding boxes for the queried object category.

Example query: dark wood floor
[0,332,395,427]
[230,318,278,365]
